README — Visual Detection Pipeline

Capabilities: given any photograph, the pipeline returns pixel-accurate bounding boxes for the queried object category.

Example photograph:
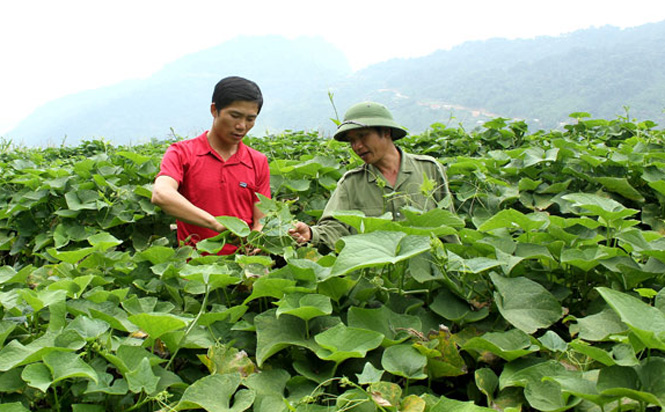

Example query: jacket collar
[366,147,413,185]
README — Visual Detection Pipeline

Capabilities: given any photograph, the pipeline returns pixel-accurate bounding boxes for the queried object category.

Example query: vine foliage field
[1,113,665,411]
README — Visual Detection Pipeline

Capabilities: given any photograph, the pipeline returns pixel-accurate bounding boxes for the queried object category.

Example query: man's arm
[251,202,265,231]
[289,218,351,253]
[310,217,353,252]
[151,175,226,233]
[289,180,354,252]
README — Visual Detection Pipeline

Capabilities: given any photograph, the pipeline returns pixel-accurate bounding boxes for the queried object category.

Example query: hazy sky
[2,0,665,135]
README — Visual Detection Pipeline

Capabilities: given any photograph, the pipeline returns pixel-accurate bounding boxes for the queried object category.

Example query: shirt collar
[193,132,253,168]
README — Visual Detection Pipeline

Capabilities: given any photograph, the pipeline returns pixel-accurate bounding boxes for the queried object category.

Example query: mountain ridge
[7,21,665,147]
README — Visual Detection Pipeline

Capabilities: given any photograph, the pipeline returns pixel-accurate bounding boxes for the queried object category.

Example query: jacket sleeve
[310,178,355,252]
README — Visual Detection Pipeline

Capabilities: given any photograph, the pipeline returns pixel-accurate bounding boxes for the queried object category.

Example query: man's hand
[212,219,227,234]
[152,175,227,233]
[288,222,312,244]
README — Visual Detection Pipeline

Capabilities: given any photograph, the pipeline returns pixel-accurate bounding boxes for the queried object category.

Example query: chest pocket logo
[238,181,258,203]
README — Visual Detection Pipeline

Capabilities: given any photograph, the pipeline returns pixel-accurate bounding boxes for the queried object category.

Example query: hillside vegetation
[1,113,665,411]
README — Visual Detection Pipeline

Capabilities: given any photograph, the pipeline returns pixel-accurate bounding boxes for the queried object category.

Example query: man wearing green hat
[288,101,454,251]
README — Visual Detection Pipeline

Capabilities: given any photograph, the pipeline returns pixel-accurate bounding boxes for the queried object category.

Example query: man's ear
[210,103,218,117]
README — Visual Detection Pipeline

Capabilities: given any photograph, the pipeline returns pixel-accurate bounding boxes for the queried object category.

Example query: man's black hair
[212,76,263,114]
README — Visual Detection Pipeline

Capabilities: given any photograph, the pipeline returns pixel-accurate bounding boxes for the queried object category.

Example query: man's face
[210,100,259,146]
[346,127,392,165]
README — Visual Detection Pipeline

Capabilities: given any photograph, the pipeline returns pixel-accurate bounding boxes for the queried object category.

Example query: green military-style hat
[333,102,408,142]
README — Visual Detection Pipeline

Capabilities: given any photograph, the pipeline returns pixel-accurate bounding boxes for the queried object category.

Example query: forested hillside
[6,21,665,146]
[345,22,665,130]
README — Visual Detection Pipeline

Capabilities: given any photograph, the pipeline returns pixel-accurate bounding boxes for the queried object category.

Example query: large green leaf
[597,365,662,408]
[199,343,257,377]
[179,264,241,292]
[595,177,645,202]
[446,255,502,274]
[43,351,98,385]
[335,207,463,237]
[286,258,332,283]
[425,393,494,411]
[0,402,30,412]
[560,246,613,272]
[430,288,489,324]
[137,245,176,265]
[491,273,563,334]
[402,208,465,229]
[615,228,658,253]
[0,266,29,285]
[101,345,165,375]
[475,368,498,404]
[176,373,255,411]
[463,329,539,362]
[88,302,138,333]
[500,359,566,390]
[477,209,549,233]
[0,337,73,372]
[524,379,582,411]
[46,247,95,264]
[642,239,665,265]
[276,293,332,321]
[330,231,430,278]
[637,357,665,405]
[17,289,67,312]
[568,340,616,366]
[381,344,428,380]
[356,362,385,385]
[121,295,173,315]
[314,323,384,364]
[64,190,103,211]
[254,309,319,367]
[244,369,291,412]
[125,357,159,394]
[21,362,52,392]
[87,232,123,250]
[127,313,188,342]
[332,210,396,233]
[544,372,609,406]
[317,276,356,302]
[562,193,639,223]
[83,372,129,396]
[568,307,627,341]
[242,278,297,305]
[0,321,16,347]
[415,329,467,378]
[347,305,422,345]
[215,216,251,237]
[522,147,559,168]
[65,316,110,340]
[499,359,580,411]
[597,287,665,351]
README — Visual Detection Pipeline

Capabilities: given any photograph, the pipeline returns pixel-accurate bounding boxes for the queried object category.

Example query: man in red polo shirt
[151,76,271,255]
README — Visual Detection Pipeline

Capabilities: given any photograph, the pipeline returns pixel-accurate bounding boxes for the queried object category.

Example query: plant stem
[124,393,151,412]
[53,385,61,412]
[166,284,210,370]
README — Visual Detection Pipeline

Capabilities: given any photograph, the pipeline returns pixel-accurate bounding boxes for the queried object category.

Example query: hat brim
[333,117,408,141]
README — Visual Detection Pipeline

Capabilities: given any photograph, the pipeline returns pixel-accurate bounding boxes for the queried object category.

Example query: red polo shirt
[157,132,271,254]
